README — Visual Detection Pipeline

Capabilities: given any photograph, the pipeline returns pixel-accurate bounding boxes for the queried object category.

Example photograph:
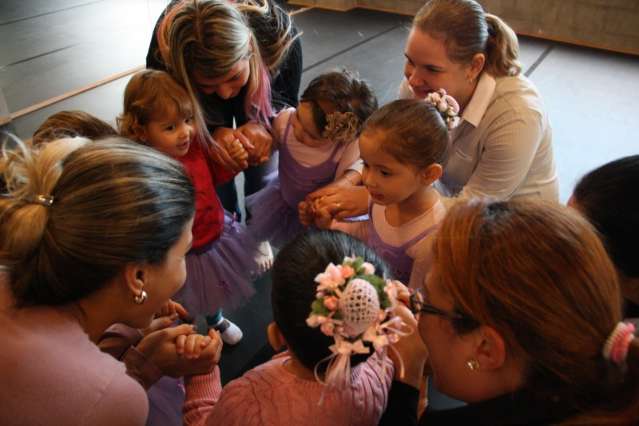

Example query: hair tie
[424,88,461,130]
[603,322,635,365]
[306,257,412,396]
[28,194,54,207]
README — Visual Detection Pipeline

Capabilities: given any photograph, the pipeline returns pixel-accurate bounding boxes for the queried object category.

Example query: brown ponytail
[414,0,521,78]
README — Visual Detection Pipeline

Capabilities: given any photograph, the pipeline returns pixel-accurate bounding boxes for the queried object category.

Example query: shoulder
[490,74,546,118]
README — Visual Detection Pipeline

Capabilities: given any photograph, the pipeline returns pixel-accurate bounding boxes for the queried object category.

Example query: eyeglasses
[414,289,479,329]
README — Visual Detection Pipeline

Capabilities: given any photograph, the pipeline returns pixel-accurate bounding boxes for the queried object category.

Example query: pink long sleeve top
[183,352,394,426]
[0,305,148,426]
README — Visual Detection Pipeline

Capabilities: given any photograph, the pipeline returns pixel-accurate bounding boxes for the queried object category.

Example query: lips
[177,141,190,152]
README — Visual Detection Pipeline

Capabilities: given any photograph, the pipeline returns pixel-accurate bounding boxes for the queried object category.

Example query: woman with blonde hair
[0,138,222,425]
[147,0,302,217]
[382,199,639,424]
[309,0,558,220]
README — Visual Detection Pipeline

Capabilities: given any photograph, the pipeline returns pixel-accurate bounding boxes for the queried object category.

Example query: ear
[472,325,507,371]
[123,263,147,299]
[420,163,443,185]
[267,322,287,352]
[467,53,486,82]
[133,124,148,144]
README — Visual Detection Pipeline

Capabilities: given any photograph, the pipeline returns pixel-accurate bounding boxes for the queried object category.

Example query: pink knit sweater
[183,352,394,426]
[0,305,148,426]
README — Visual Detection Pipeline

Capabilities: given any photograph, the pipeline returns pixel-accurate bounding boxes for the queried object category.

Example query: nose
[362,169,375,189]
[217,84,234,100]
[178,122,191,140]
[407,69,422,88]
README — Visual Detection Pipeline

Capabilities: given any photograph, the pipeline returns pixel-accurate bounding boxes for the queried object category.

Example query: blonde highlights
[414,0,521,77]
[0,138,195,307]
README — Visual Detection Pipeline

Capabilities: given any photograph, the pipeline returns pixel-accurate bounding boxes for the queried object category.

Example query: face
[136,218,193,327]
[418,268,478,401]
[359,131,423,206]
[291,101,331,147]
[142,106,194,158]
[404,28,476,107]
[192,58,250,99]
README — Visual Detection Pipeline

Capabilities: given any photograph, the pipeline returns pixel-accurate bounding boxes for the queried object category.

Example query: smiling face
[192,58,250,99]
[404,28,476,108]
[359,130,424,206]
[141,104,194,158]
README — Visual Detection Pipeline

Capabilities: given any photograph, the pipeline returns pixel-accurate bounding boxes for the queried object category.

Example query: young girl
[246,70,378,248]
[182,230,411,426]
[119,69,262,345]
[312,94,459,289]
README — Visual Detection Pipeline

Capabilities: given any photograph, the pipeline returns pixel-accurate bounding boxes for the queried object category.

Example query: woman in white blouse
[308,0,558,217]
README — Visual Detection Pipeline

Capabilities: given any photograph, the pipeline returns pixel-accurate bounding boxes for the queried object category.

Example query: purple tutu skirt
[246,178,306,249]
[175,211,258,317]
[145,377,185,426]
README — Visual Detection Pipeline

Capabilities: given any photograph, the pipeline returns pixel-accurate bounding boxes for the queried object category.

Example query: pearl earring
[134,289,148,304]
[466,359,480,371]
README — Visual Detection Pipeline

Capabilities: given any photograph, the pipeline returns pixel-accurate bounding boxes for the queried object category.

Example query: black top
[146,0,302,130]
[379,381,581,426]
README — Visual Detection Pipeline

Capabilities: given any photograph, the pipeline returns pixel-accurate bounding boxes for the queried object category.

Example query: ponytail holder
[603,322,635,365]
[424,89,461,130]
[28,194,54,207]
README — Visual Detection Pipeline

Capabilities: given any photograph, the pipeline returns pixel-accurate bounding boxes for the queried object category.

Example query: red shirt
[179,141,235,249]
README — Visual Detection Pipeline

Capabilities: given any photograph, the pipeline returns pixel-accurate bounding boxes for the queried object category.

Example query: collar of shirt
[461,72,497,128]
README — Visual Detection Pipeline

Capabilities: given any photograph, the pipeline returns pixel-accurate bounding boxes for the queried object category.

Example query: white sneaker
[214,317,243,345]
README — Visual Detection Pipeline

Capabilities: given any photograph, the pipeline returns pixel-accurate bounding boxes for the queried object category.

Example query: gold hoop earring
[134,290,148,304]
[466,359,480,371]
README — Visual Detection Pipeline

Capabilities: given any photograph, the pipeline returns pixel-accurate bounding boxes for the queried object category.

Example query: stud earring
[134,289,148,304]
[466,359,480,371]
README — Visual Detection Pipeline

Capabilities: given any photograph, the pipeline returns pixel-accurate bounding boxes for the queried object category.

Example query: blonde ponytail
[484,13,521,77]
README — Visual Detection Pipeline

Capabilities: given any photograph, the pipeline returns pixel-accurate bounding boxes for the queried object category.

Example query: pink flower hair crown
[306,256,410,389]
[424,88,461,130]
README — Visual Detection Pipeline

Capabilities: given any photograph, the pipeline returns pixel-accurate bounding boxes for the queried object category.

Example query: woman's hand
[136,324,221,377]
[307,182,369,221]
[390,305,429,388]
[236,122,273,166]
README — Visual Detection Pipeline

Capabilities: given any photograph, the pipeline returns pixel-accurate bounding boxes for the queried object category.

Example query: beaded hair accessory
[424,88,461,130]
[306,256,411,390]
[28,194,54,207]
[603,322,636,365]
[322,111,359,145]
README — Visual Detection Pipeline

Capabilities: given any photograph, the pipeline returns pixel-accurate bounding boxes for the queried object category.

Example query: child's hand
[227,136,249,167]
[176,329,223,363]
[212,127,248,171]
[236,122,272,165]
[298,201,314,227]
[313,204,334,230]
[157,300,189,320]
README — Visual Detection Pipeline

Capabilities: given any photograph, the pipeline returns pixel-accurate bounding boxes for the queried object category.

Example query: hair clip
[29,194,54,207]
[603,322,635,365]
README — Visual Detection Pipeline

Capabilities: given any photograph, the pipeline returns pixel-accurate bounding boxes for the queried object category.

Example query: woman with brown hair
[382,199,639,425]
[309,0,558,220]
[147,0,302,217]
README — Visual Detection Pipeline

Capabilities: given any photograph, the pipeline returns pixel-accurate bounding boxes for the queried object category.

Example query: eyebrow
[404,53,444,71]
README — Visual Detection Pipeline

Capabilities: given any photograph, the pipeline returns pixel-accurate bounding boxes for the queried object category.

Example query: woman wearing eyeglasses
[381,199,639,425]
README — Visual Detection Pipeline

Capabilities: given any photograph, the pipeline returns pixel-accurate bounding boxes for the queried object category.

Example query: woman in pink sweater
[183,230,398,426]
[0,138,221,426]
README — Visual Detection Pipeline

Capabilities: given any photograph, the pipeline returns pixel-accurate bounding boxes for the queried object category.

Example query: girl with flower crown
[246,70,378,249]
[310,95,457,289]
[180,230,417,426]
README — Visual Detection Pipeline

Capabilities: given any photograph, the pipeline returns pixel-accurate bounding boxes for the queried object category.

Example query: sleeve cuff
[122,345,163,389]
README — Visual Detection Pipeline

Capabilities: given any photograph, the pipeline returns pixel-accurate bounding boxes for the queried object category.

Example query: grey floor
[2,0,638,399]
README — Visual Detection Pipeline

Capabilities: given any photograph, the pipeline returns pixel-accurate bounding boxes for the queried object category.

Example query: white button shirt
[400,73,559,204]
